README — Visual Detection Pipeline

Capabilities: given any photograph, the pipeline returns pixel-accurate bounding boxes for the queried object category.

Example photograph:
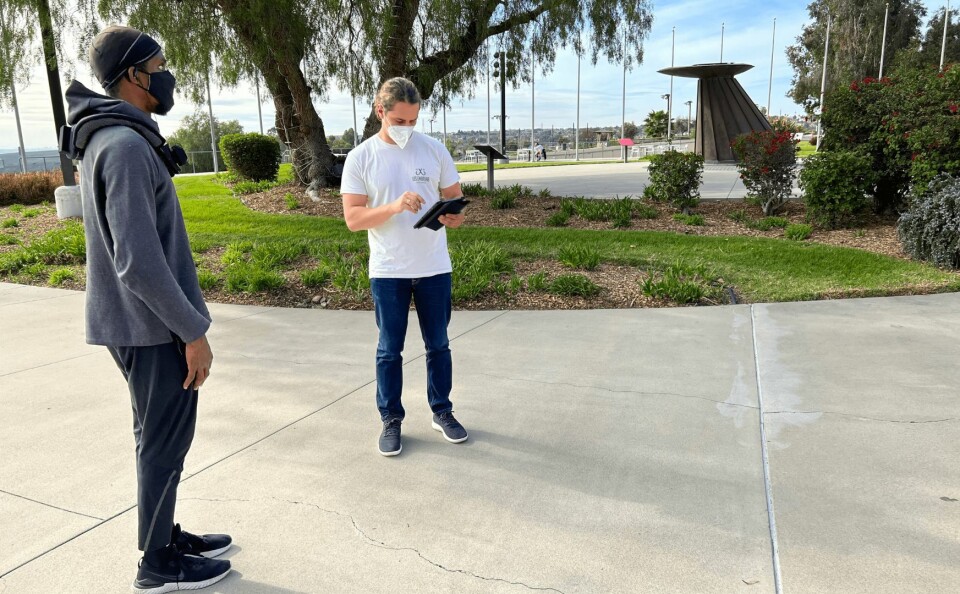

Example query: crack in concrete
[480,372,757,411]
[0,488,104,521]
[181,496,565,593]
[766,410,957,424]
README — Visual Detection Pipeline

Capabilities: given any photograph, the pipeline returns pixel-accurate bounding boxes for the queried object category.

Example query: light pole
[668,27,675,140]
[684,100,692,137]
[429,117,437,136]
[492,48,514,159]
[576,47,581,161]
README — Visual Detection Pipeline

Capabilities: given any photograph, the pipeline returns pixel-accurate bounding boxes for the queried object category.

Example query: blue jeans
[369,273,453,421]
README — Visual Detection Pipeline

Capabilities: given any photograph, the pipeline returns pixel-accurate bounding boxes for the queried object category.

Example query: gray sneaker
[379,418,402,456]
[432,411,468,443]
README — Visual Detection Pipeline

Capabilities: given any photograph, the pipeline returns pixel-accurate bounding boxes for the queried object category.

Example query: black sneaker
[379,418,403,456]
[172,523,233,558]
[432,411,468,443]
[133,547,231,593]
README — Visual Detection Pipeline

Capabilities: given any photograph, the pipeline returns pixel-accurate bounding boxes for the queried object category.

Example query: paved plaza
[1,282,958,593]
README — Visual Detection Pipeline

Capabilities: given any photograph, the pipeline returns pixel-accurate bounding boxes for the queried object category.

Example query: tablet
[413,197,470,230]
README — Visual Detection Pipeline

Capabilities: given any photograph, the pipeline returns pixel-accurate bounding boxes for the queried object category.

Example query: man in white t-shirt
[341,77,468,457]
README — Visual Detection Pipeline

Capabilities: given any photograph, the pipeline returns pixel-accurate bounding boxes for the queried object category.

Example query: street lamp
[661,94,670,139]
[684,100,692,137]
[429,117,437,136]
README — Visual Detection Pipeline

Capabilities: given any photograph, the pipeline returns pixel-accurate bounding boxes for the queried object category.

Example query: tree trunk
[36,0,75,186]
[270,62,335,193]
[361,0,421,140]
[217,0,335,191]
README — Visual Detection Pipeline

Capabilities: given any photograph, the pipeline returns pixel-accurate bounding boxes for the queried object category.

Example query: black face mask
[136,68,176,116]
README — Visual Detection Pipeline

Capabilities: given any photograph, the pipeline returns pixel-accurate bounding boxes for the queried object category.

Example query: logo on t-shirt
[412,168,430,183]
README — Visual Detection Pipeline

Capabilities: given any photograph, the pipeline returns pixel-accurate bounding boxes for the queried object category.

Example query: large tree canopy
[14,0,653,191]
[786,0,926,113]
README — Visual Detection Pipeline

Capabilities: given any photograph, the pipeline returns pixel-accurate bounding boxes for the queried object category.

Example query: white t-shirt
[341,131,461,278]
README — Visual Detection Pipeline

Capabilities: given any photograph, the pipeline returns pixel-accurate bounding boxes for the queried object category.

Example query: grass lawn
[2,171,958,308]
[796,143,817,159]
[172,173,959,304]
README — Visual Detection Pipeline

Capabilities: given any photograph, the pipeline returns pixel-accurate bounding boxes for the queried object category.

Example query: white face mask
[387,125,415,149]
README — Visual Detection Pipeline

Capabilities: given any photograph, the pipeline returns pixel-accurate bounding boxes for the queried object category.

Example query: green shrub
[731,130,798,216]
[0,222,85,275]
[527,271,549,291]
[799,150,874,229]
[546,211,570,227]
[633,202,659,219]
[0,233,19,246]
[232,179,278,195]
[460,182,486,197]
[487,183,531,209]
[728,208,750,224]
[538,188,551,198]
[1,218,18,228]
[327,253,370,298]
[22,208,40,219]
[221,241,254,265]
[251,242,305,269]
[897,174,960,268]
[559,199,577,217]
[9,204,23,213]
[219,133,282,181]
[748,216,790,231]
[490,188,517,209]
[47,267,76,286]
[224,262,285,292]
[672,213,705,226]
[641,261,718,304]
[785,223,813,241]
[0,171,61,206]
[301,266,331,287]
[643,151,704,213]
[196,268,220,290]
[558,244,601,270]
[450,240,513,300]
[284,192,300,210]
[821,69,960,212]
[548,273,600,297]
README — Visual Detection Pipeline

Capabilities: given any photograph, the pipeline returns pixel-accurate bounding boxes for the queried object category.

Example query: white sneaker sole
[132,567,231,593]
[379,444,402,457]
[200,543,232,558]
[432,421,468,443]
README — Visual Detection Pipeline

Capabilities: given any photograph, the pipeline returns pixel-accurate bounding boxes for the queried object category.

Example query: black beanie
[89,25,161,90]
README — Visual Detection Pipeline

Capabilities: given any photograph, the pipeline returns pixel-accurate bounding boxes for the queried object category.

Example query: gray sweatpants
[108,339,198,552]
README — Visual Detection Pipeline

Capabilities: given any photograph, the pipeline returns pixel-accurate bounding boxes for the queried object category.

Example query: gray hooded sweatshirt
[65,81,210,347]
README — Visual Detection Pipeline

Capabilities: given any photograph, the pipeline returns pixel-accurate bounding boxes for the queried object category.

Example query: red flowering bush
[731,130,797,215]
[822,66,960,212]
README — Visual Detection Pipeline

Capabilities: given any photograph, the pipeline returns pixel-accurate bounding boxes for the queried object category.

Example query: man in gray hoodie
[64,25,232,592]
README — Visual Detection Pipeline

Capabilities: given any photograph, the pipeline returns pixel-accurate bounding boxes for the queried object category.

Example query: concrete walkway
[458,162,803,200]
[1,282,958,593]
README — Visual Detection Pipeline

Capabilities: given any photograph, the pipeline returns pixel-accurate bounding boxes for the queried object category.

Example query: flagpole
[816,13,831,152]
[768,18,776,115]
[879,3,890,77]
[668,27,675,140]
[941,0,952,70]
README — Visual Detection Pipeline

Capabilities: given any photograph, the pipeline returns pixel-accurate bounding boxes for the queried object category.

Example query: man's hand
[183,335,213,390]
[439,213,465,228]
[392,191,425,215]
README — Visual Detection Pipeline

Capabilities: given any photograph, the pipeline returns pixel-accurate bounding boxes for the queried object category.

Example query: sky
[0,0,952,151]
